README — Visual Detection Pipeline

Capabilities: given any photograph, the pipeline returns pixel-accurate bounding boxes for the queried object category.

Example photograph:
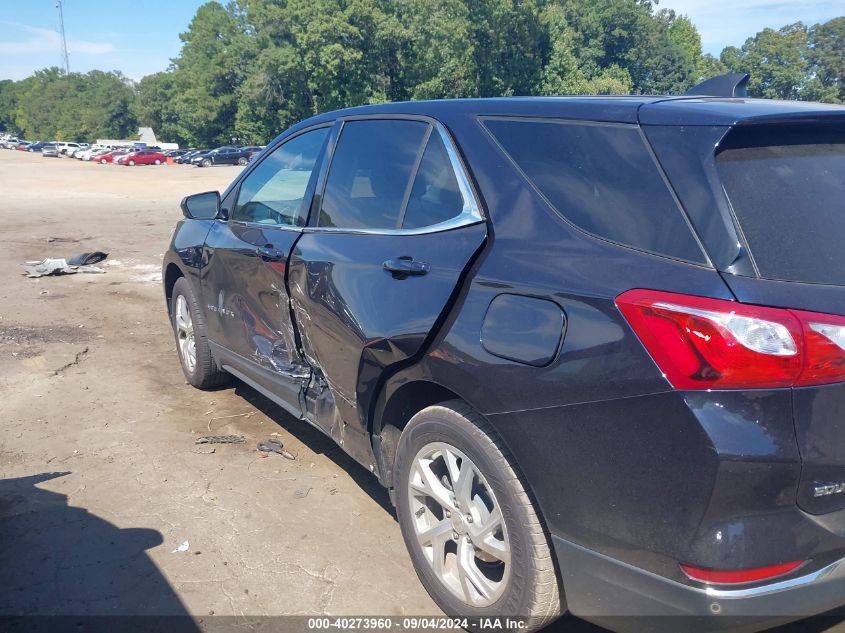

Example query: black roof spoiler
[684,73,749,98]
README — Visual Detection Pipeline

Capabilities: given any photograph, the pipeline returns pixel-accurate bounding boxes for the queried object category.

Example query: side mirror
[181,191,221,220]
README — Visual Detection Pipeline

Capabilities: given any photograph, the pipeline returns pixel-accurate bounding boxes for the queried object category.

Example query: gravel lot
[0,151,441,622]
[0,150,842,632]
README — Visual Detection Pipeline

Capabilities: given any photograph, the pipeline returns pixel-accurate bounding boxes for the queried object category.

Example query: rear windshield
[717,124,845,285]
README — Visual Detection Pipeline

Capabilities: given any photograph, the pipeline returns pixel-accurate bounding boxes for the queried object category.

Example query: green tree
[809,17,845,102]
[719,22,838,101]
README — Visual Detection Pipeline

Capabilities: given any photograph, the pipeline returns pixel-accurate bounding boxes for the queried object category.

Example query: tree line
[0,0,842,147]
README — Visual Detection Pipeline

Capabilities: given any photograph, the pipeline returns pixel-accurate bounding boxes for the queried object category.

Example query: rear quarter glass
[717,122,845,285]
[482,117,706,264]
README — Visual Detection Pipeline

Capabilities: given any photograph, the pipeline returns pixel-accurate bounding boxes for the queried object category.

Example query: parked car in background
[2,137,20,149]
[165,149,190,159]
[67,143,90,158]
[26,141,48,152]
[96,149,132,164]
[190,145,253,167]
[175,149,207,164]
[81,148,110,161]
[15,141,32,150]
[56,142,81,156]
[41,144,59,157]
[116,149,167,166]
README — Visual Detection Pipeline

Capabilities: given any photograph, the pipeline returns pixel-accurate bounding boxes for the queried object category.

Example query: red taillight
[616,289,845,390]
[680,560,805,585]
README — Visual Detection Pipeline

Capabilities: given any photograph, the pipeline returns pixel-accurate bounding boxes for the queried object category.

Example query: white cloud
[0,22,114,57]
[656,0,844,53]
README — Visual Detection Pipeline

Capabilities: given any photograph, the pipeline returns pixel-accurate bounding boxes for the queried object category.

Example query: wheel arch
[163,262,184,315]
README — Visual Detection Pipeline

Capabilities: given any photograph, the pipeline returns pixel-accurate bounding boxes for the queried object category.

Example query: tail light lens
[616,289,845,390]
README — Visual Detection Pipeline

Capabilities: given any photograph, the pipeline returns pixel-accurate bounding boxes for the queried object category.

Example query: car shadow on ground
[233,382,395,517]
[0,472,201,632]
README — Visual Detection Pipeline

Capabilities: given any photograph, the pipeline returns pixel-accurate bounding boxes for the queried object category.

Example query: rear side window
[402,133,464,229]
[319,120,428,229]
[717,125,845,285]
[484,118,705,263]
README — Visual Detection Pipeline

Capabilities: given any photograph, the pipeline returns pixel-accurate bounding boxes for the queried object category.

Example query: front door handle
[256,245,284,261]
[383,256,430,278]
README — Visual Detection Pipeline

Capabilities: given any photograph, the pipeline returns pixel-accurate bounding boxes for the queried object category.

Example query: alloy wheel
[174,294,196,373]
[408,442,510,608]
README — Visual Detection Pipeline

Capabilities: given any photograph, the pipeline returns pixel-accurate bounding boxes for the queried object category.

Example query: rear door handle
[383,256,430,277]
[256,245,284,261]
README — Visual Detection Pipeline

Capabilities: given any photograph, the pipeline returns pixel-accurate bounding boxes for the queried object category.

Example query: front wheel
[394,402,562,631]
[202,158,212,167]
[100,158,107,164]
[128,160,136,166]
[170,277,230,389]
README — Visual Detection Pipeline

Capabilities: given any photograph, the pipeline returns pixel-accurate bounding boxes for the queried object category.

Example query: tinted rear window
[717,125,845,285]
[319,120,428,229]
[484,118,705,263]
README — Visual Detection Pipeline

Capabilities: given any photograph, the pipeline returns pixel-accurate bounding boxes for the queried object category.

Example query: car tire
[202,159,212,168]
[237,157,247,166]
[394,401,562,632]
[128,160,136,166]
[100,158,107,164]
[154,159,161,165]
[170,277,230,390]
[27,148,33,152]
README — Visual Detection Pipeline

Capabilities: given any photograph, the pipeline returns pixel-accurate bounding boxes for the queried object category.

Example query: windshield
[717,123,845,285]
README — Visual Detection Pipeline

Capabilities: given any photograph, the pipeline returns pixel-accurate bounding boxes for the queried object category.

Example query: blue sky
[0,0,843,81]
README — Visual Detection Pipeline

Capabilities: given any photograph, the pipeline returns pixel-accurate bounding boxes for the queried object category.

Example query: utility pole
[56,0,70,73]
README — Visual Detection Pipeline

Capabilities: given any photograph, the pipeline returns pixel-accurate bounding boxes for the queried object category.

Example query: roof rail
[684,73,749,98]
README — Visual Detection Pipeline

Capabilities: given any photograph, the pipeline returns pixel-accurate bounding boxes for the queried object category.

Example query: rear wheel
[170,277,229,389]
[154,159,161,165]
[237,157,247,166]
[100,158,107,164]
[394,402,562,631]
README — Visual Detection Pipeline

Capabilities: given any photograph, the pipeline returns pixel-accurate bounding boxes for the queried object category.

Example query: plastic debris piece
[172,541,189,553]
[257,437,296,460]
[195,435,245,445]
[67,251,108,266]
[22,257,106,278]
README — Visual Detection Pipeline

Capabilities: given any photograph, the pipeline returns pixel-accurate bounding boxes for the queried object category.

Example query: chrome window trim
[306,120,484,236]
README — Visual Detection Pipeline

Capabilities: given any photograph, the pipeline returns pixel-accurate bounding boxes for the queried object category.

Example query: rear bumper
[554,535,845,633]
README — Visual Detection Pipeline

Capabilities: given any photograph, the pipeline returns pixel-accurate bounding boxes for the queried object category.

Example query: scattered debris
[171,541,190,553]
[23,257,107,278]
[294,487,312,499]
[66,251,108,266]
[195,446,216,454]
[257,437,296,460]
[195,435,245,445]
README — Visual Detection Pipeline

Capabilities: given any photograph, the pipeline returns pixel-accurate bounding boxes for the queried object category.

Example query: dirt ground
[0,151,444,622]
[0,150,842,633]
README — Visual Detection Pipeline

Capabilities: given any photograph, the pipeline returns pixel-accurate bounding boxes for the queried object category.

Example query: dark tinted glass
[320,120,428,229]
[233,127,328,226]
[717,125,845,285]
[402,133,464,229]
[485,119,704,262]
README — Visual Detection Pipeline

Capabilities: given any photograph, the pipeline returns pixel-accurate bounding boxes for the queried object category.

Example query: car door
[202,126,332,414]
[288,117,487,442]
